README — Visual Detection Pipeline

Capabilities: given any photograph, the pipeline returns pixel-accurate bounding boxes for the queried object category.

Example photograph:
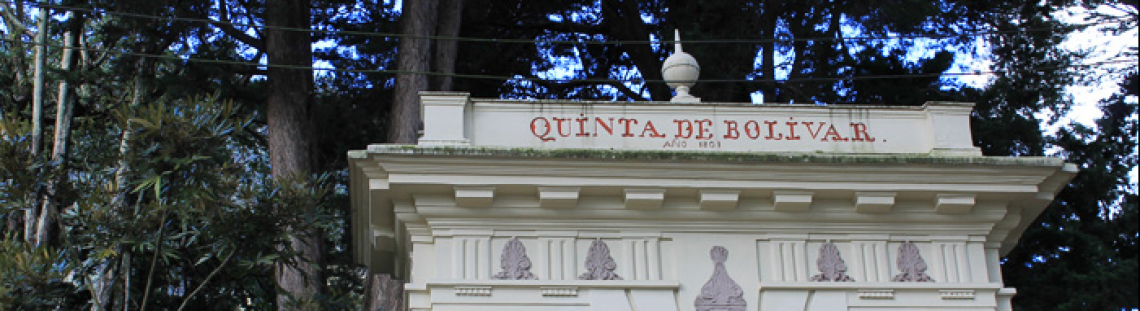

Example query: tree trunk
[99,59,149,311]
[431,0,463,92]
[34,22,79,246]
[25,5,47,245]
[112,67,145,210]
[786,22,808,103]
[2,2,28,117]
[601,0,668,101]
[389,0,438,144]
[120,251,131,311]
[265,0,323,308]
[48,17,80,221]
[759,0,779,103]
[29,5,46,155]
[361,273,403,311]
[90,258,116,311]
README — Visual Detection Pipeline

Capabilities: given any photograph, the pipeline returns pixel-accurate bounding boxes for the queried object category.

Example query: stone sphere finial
[661,29,701,103]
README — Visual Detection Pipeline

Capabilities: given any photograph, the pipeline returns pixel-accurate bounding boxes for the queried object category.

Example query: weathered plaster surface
[350,94,1075,311]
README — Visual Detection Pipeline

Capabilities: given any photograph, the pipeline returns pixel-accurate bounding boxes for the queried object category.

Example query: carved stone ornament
[694,246,746,311]
[493,237,537,280]
[892,241,935,282]
[578,239,622,280]
[811,242,855,282]
[661,29,701,103]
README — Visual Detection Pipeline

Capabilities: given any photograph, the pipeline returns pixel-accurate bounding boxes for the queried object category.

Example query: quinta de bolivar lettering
[529,115,875,143]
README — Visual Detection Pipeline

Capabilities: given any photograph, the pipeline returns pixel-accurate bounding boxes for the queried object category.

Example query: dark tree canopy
[0,0,1134,309]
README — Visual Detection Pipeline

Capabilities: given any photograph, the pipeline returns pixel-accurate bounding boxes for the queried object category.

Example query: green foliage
[84,95,347,309]
[847,48,956,106]
[1,92,361,309]
[0,120,48,218]
[455,0,1006,104]
[1002,72,1139,311]
[1,0,1135,310]
[0,236,82,310]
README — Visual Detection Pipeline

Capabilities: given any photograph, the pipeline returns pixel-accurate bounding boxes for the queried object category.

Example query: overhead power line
[12,1,1137,45]
[2,37,1136,84]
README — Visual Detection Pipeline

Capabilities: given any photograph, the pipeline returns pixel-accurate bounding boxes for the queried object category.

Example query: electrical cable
[2,37,1135,84]
[6,1,1136,45]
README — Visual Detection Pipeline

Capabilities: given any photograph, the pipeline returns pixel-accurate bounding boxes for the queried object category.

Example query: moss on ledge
[356,144,1066,168]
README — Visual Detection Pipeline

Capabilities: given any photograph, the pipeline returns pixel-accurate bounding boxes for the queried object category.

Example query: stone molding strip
[541,287,579,297]
[423,279,680,289]
[857,290,895,299]
[940,290,976,299]
[362,145,1068,168]
[454,286,492,296]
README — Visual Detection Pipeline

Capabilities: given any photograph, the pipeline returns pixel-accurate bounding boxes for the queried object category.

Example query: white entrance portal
[350,92,1074,311]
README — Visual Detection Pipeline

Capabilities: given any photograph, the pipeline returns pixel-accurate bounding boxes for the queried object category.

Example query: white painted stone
[940,289,976,299]
[454,186,494,208]
[538,186,579,209]
[540,287,577,297]
[589,289,634,311]
[624,189,665,210]
[699,190,740,210]
[350,93,1077,311]
[854,192,896,213]
[630,289,679,311]
[773,191,813,211]
[418,92,986,155]
[926,103,980,156]
[760,289,810,311]
[419,92,471,146]
[662,29,701,103]
[807,290,848,311]
[997,288,1017,311]
[454,286,491,296]
[936,194,976,214]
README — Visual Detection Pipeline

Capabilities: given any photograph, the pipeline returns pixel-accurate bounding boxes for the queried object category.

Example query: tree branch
[210,1,264,51]
[138,211,168,311]
[89,38,119,69]
[528,74,647,101]
[211,21,265,51]
[604,79,648,101]
[238,51,266,85]
[484,18,606,35]
[0,2,34,37]
[177,249,235,311]
[600,0,670,100]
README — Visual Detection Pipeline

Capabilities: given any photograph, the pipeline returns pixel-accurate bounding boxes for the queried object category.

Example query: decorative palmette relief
[493,237,537,280]
[694,246,746,311]
[578,239,622,280]
[811,242,854,282]
[892,241,935,282]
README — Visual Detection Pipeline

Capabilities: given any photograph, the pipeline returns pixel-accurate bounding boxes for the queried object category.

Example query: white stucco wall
[350,93,1074,311]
